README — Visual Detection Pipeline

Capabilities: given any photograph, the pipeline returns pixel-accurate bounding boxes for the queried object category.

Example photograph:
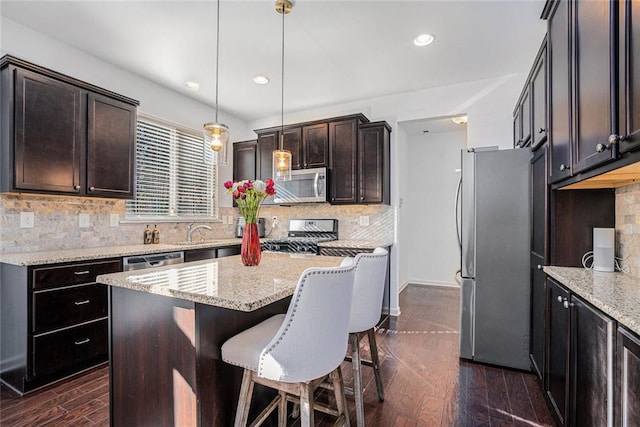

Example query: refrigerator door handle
[455,174,462,250]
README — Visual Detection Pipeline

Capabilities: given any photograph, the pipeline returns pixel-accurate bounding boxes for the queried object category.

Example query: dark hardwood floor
[0,285,555,426]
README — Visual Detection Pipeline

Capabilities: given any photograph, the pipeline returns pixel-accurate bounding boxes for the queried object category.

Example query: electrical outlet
[359,215,370,226]
[272,216,278,227]
[110,214,120,227]
[20,212,35,228]
[79,213,90,228]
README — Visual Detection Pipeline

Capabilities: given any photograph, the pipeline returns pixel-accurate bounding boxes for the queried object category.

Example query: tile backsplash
[0,193,394,253]
[616,182,640,277]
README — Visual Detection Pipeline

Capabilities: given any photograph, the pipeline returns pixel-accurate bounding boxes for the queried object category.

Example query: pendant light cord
[280,3,285,150]
[215,0,221,123]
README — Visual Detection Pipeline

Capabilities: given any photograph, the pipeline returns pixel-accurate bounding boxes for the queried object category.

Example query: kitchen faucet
[187,223,212,242]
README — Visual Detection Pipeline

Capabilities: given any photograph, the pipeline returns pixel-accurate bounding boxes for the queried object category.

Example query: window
[126,117,218,221]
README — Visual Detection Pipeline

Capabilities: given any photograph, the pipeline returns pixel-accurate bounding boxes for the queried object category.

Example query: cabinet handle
[559,164,567,171]
[538,128,546,134]
[74,185,81,190]
[608,134,625,145]
[74,338,90,345]
[537,265,542,270]
[557,296,563,303]
[89,186,95,192]
[563,300,574,309]
[74,270,91,275]
[74,299,90,305]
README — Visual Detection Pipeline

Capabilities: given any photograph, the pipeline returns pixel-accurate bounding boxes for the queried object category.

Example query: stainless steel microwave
[273,167,327,204]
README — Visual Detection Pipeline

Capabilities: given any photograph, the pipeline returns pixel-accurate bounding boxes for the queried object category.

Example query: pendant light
[203,0,229,165]
[272,0,293,181]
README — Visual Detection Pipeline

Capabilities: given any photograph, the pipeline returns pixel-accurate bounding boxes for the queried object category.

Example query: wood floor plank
[0,285,556,427]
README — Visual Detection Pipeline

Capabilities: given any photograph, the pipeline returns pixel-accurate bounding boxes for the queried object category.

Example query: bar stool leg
[367,328,384,401]
[277,390,287,426]
[331,366,351,427]
[299,382,315,427]
[350,332,365,427]
[235,369,254,427]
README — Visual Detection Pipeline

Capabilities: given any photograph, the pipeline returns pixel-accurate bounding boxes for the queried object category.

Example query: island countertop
[544,266,640,336]
[96,252,346,312]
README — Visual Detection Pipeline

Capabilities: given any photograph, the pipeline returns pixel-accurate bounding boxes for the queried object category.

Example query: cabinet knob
[538,128,546,134]
[563,300,574,309]
[596,143,607,153]
[559,164,567,171]
[74,185,81,190]
[557,296,563,303]
[89,186,95,192]
[608,134,623,145]
[537,265,542,270]
[360,196,365,201]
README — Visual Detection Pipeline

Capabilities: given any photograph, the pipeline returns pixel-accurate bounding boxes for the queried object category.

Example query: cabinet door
[530,253,545,380]
[514,105,523,148]
[522,89,532,147]
[329,120,358,204]
[531,146,548,257]
[531,44,548,150]
[549,0,572,183]
[570,295,614,427]
[546,277,570,425]
[14,68,83,193]
[282,127,302,170]
[617,326,640,427]
[86,93,136,198]
[359,123,389,204]
[257,132,277,182]
[571,0,617,174]
[232,140,257,181]
[302,123,328,168]
[618,0,640,153]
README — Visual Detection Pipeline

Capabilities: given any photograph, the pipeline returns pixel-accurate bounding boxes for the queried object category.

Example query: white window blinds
[126,118,218,221]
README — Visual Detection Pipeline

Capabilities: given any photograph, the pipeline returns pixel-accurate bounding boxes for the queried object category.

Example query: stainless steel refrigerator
[456,147,531,370]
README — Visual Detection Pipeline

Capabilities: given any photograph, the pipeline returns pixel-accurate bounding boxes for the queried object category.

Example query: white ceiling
[1,0,547,122]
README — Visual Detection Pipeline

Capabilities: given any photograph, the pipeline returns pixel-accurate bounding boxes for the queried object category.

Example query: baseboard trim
[405,280,460,289]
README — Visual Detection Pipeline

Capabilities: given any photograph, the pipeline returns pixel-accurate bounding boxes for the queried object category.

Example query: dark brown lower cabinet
[617,327,640,426]
[530,253,545,379]
[546,277,615,426]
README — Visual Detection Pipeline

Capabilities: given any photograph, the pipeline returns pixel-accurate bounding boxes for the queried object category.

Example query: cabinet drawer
[33,284,107,332]
[32,260,120,290]
[33,319,107,377]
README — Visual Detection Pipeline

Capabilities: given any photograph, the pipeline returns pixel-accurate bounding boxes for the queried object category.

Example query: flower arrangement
[224,179,276,224]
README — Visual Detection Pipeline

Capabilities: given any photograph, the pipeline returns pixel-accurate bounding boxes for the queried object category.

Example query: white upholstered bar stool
[221,264,356,427]
[342,247,389,427]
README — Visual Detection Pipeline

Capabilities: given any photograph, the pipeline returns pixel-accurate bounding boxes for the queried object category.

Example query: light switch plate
[110,214,120,227]
[359,215,370,226]
[20,212,35,228]
[79,213,90,228]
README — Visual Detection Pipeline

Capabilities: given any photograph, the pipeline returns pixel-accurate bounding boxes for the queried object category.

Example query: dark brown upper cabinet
[617,0,640,153]
[282,127,302,170]
[302,123,328,168]
[0,55,139,199]
[546,0,572,183]
[531,43,548,150]
[329,117,361,204]
[232,140,257,182]
[256,131,277,182]
[358,122,391,204]
[570,0,617,175]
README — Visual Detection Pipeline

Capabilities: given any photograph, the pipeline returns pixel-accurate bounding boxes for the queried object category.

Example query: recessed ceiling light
[253,75,270,85]
[414,34,435,47]
[184,81,200,90]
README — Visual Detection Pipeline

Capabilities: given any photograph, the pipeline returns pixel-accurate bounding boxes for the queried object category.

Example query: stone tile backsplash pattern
[0,194,394,253]
[616,183,640,278]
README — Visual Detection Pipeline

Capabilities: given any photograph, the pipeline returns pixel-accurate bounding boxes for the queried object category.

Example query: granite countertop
[544,266,640,336]
[319,240,393,249]
[0,238,391,266]
[0,239,242,266]
[96,252,346,311]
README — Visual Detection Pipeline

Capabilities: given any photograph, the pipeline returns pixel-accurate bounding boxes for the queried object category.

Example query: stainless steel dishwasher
[122,251,184,271]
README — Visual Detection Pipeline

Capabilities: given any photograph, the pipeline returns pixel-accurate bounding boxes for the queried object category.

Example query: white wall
[400,129,466,287]
[0,16,250,207]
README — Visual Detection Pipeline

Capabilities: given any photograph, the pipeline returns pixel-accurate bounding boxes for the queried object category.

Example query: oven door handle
[313,173,320,198]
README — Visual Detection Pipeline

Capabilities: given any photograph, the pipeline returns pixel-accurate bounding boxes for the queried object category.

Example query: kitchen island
[96,253,346,426]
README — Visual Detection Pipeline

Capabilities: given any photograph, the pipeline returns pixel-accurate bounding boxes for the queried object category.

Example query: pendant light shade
[203,0,229,165]
[273,0,293,181]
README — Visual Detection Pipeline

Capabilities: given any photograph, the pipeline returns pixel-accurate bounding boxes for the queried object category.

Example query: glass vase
[241,222,262,266]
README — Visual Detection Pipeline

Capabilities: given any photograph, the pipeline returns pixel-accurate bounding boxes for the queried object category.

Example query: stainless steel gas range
[261,219,338,255]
